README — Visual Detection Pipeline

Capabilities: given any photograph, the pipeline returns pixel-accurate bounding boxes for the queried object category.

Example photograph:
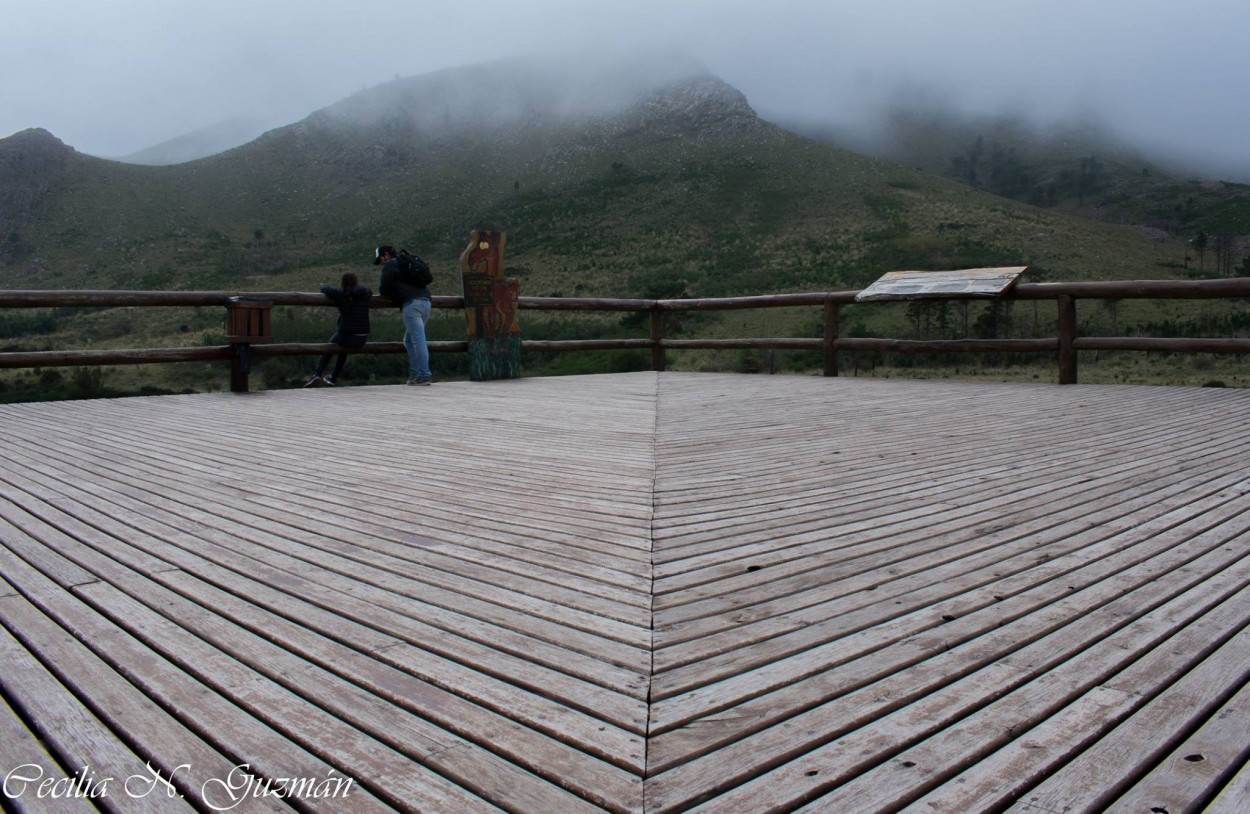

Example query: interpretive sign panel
[459,230,521,380]
[855,266,1028,302]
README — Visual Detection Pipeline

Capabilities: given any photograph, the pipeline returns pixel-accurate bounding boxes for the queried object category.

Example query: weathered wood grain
[1,372,1248,812]
[854,266,1027,302]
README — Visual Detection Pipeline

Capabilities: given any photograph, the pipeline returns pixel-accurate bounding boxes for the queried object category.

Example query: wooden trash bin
[225,296,273,391]
[226,296,273,343]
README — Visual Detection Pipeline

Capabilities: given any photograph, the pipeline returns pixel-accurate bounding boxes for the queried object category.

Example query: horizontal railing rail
[2,277,1249,389]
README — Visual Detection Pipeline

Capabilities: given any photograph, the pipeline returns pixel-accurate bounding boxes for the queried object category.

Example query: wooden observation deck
[1,372,1248,812]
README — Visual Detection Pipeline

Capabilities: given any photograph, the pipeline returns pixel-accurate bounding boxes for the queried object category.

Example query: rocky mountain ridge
[0,59,780,280]
[0,54,1223,298]
[0,128,73,261]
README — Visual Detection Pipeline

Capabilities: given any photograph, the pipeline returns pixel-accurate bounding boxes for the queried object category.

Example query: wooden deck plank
[651,461,1248,651]
[0,479,650,772]
[0,591,300,814]
[647,387,1205,492]
[666,569,1250,813]
[649,473,1250,699]
[653,485,1248,674]
[151,570,647,773]
[80,428,657,562]
[648,466,1250,722]
[0,661,100,814]
[0,442,654,693]
[644,530,1250,810]
[0,462,650,731]
[109,380,658,499]
[0,619,193,814]
[651,386,1247,555]
[2,469,646,801]
[76,581,618,814]
[647,498,1250,771]
[1203,760,1250,814]
[900,595,1250,812]
[2,372,1249,812]
[652,471,1240,603]
[649,399,1237,553]
[644,375,1250,812]
[11,388,657,568]
[1,408,655,616]
[1013,664,1250,813]
[0,532,471,813]
[826,599,1250,814]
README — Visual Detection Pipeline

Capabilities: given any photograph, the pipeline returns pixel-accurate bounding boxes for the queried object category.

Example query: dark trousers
[314,332,368,380]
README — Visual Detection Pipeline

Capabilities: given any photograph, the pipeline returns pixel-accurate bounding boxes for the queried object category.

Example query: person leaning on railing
[304,272,372,387]
[375,244,434,386]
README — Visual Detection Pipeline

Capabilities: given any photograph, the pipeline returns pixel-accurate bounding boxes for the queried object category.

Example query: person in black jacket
[304,272,371,387]
[376,244,434,385]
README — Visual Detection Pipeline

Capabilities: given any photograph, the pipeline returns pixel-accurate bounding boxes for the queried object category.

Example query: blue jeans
[401,298,432,378]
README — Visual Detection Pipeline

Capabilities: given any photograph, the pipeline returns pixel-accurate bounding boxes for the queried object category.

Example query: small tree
[1076,156,1102,205]
[906,300,931,338]
[1192,231,1209,271]
[949,135,984,185]
[1214,233,1235,276]
[934,301,951,338]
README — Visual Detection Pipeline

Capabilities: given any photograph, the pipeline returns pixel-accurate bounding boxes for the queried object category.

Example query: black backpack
[397,249,433,288]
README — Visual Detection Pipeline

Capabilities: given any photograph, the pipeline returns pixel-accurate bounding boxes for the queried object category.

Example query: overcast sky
[3,0,1248,178]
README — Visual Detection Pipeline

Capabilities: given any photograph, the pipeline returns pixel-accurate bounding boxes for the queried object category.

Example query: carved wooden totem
[459,230,521,380]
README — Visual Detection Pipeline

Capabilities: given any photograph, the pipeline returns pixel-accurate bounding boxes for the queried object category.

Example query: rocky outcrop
[308,53,761,140]
[0,128,72,260]
[617,76,764,139]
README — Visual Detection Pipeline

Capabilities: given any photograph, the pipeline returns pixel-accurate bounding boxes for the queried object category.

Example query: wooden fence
[2,278,1249,390]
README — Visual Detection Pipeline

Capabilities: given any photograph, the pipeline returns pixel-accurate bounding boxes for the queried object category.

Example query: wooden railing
[2,278,1249,390]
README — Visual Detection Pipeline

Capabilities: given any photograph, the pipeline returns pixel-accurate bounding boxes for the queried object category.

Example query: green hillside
[1,57,1246,398]
[785,108,1250,271]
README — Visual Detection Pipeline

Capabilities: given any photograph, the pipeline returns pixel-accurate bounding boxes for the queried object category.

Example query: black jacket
[378,257,431,308]
[321,284,372,335]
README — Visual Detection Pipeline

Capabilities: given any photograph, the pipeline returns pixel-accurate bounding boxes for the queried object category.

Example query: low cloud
[2,0,1247,179]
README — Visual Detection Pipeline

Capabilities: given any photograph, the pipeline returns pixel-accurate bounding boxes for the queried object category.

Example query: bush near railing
[2,278,1250,390]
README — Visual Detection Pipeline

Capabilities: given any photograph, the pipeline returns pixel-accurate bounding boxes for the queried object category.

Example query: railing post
[229,349,250,393]
[1058,294,1077,384]
[225,296,273,393]
[650,304,665,372]
[823,297,839,377]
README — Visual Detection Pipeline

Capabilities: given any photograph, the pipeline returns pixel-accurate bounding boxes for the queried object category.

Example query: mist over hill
[782,101,1250,264]
[1,52,1243,300]
[316,52,729,132]
[113,118,277,166]
[103,52,735,165]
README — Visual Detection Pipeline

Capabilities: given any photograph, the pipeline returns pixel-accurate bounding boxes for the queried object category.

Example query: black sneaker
[303,375,323,388]
[323,377,336,386]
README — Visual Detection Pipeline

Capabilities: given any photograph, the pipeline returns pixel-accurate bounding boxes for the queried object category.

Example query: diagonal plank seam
[644,371,662,813]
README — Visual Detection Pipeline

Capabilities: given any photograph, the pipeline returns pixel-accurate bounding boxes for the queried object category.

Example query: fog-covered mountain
[112,118,278,166]
[0,54,1237,294]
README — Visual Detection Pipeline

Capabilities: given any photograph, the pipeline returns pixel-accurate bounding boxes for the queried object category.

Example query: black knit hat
[373,245,395,265]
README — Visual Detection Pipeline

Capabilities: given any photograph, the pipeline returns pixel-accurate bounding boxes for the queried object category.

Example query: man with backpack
[375,244,434,385]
